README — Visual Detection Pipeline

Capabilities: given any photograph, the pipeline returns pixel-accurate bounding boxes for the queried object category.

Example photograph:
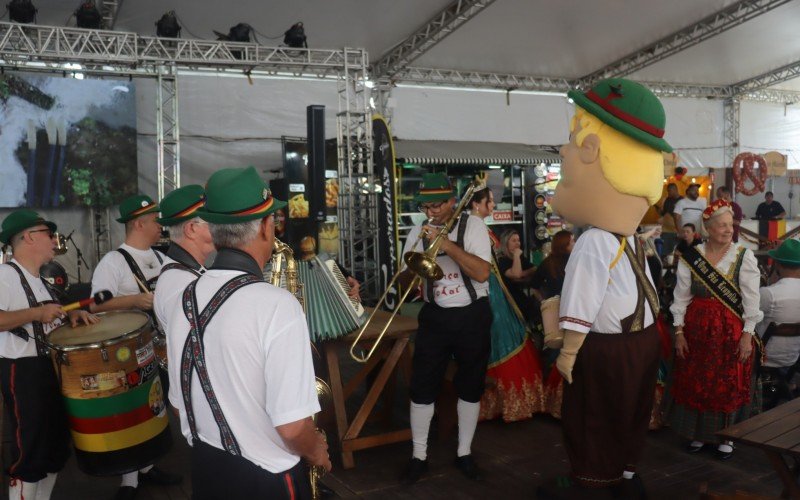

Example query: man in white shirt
[166,166,329,498]
[673,183,707,231]
[0,210,96,500]
[90,194,181,500]
[541,79,669,498]
[398,173,492,485]
[757,239,800,406]
[152,185,214,378]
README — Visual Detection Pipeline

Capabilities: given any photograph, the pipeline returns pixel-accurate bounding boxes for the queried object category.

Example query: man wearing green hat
[541,78,670,497]
[89,194,182,499]
[398,172,492,485]
[153,184,215,357]
[757,239,800,405]
[0,209,96,500]
[165,167,329,498]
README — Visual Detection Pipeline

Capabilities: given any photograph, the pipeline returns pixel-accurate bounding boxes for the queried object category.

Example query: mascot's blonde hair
[570,107,663,206]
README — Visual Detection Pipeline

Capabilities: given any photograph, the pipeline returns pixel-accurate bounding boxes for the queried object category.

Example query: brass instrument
[349,180,482,363]
[269,237,327,499]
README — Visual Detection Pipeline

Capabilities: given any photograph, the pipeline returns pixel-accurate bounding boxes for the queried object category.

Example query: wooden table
[323,308,418,469]
[718,397,800,498]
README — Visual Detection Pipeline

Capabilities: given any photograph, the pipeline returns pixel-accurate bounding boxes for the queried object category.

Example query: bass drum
[48,311,172,476]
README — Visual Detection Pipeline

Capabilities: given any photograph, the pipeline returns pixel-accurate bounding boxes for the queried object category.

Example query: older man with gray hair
[166,166,329,499]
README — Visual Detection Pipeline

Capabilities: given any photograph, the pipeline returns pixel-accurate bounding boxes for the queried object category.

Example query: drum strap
[7,262,59,356]
[180,273,262,456]
[117,248,160,293]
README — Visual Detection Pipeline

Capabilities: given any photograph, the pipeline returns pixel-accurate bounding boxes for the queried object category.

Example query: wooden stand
[324,308,417,469]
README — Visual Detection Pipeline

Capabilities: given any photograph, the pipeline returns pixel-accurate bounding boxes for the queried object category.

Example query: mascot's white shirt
[402,214,491,308]
[559,228,655,334]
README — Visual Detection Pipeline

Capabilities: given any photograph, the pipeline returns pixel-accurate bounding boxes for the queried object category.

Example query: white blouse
[670,243,763,332]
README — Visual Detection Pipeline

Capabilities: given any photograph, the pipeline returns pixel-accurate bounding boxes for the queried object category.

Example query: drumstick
[132,274,151,294]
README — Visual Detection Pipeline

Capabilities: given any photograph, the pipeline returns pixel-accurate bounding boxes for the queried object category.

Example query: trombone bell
[54,232,68,255]
[403,251,443,281]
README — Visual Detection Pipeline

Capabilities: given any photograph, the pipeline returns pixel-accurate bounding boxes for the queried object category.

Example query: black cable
[171,11,203,40]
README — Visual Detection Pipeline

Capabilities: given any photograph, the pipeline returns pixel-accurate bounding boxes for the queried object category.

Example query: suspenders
[7,262,59,356]
[117,248,163,292]
[422,213,478,303]
[179,274,261,455]
[161,262,201,277]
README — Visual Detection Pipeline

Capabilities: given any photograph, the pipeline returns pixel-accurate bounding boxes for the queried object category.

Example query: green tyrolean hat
[116,194,160,223]
[413,173,455,203]
[568,78,673,153]
[768,239,800,266]
[198,166,286,224]
[157,185,206,226]
[0,209,57,245]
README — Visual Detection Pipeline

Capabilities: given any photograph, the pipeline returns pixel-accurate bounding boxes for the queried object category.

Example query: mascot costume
[539,78,671,498]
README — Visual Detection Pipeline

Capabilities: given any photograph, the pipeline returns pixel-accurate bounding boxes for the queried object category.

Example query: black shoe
[113,486,138,500]
[715,446,734,460]
[399,458,428,485]
[454,455,482,481]
[686,442,704,454]
[139,466,183,485]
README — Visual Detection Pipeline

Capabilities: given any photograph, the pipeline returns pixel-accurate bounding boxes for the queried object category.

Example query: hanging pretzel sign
[732,152,767,196]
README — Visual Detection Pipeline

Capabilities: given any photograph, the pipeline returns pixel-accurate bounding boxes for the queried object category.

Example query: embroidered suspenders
[619,236,660,331]
[7,262,59,356]
[180,274,261,455]
[117,248,162,292]
[161,262,202,277]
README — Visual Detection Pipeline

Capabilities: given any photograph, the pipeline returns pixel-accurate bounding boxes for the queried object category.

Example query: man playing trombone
[398,173,492,484]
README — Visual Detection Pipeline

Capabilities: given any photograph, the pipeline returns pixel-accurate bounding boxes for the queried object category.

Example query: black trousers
[410,297,492,405]
[190,439,312,500]
[0,356,70,482]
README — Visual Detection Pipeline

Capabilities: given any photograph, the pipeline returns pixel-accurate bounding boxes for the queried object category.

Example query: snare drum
[48,310,172,476]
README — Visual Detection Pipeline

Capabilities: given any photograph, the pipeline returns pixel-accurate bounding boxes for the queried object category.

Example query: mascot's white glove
[556,330,587,384]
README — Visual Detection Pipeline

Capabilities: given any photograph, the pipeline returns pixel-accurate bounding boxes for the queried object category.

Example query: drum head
[49,311,151,348]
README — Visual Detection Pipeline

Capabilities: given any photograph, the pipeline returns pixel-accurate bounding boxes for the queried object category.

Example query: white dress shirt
[757,277,800,368]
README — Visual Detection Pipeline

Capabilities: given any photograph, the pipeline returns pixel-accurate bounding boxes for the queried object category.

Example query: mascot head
[552,78,672,236]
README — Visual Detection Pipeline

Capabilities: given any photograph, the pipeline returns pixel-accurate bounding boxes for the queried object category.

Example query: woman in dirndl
[469,187,545,422]
[669,199,763,459]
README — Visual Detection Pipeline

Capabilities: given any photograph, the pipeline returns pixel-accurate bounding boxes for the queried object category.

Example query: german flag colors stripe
[68,404,155,434]
[71,414,168,453]
[64,377,155,419]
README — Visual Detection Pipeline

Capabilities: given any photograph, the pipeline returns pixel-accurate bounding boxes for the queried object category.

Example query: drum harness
[7,261,60,356]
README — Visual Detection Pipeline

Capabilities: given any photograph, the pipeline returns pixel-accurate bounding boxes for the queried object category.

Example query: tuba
[269,238,327,499]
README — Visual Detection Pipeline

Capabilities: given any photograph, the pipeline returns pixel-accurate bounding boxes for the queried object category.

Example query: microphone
[62,290,113,312]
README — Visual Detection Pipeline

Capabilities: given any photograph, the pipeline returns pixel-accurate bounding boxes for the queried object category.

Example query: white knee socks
[34,473,57,500]
[121,471,139,488]
[410,402,435,461]
[9,479,38,500]
[457,399,480,458]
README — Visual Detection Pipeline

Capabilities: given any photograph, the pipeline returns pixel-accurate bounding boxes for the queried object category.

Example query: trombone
[349,180,483,363]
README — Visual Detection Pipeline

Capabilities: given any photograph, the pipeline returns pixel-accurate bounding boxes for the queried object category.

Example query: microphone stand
[66,231,90,283]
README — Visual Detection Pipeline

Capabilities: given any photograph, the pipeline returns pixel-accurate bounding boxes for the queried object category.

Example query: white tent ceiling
[20,0,800,92]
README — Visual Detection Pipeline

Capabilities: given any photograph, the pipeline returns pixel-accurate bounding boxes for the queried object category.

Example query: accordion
[267,253,365,342]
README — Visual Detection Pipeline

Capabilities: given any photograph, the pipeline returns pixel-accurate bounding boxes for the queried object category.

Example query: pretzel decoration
[732,152,767,196]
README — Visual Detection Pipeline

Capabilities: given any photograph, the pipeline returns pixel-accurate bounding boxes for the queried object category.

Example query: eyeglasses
[28,228,56,238]
[418,201,445,213]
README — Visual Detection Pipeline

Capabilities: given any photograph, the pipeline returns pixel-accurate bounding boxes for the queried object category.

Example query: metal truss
[89,207,112,263]
[732,59,800,94]
[724,98,741,170]
[394,67,572,92]
[579,0,791,86]
[372,0,497,80]
[101,0,122,30]
[336,50,381,301]
[156,65,180,200]
[0,22,365,78]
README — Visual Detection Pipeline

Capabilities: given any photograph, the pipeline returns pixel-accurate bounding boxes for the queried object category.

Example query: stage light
[155,11,181,38]
[284,22,307,48]
[75,1,102,29]
[8,0,37,24]
[214,23,253,42]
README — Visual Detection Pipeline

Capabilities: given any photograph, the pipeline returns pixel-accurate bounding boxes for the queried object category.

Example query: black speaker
[307,105,326,222]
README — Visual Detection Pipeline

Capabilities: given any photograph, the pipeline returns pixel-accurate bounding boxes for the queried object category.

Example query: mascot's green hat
[198,166,286,224]
[116,195,159,223]
[0,210,57,245]
[413,173,455,203]
[157,185,206,226]
[568,78,673,153]
[768,239,800,266]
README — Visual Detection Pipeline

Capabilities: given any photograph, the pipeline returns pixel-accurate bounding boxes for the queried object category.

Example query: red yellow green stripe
[130,203,157,217]
[234,197,274,215]
[71,414,168,452]
[169,198,205,219]
[419,187,452,194]
[69,404,155,434]
[63,377,156,419]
